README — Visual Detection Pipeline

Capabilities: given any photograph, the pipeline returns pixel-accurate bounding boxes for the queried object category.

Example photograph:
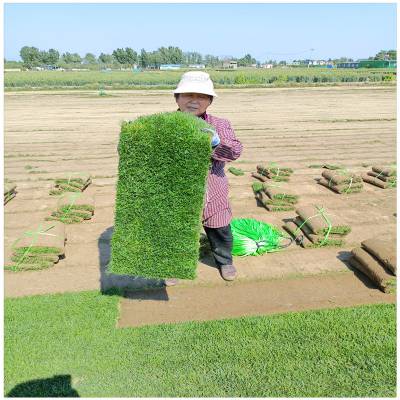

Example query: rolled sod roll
[322,164,345,170]
[362,174,395,189]
[252,181,263,193]
[257,165,293,176]
[371,165,396,177]
[283,220,316,248]
[251,172,268,182]
[56,173,92,185]
[361,238,396,275]
[5,260,56,272]
[11,253,60,264]
[367,171,396,183]
[12,221,66,256]
[4,183,16,195]
[268,174,290,182]
[262,183,299,203]
[110,112,212,279]
[4,192,16,205]
[350,247,396,293]
[295,205,351,236]
[317,177,363,194]
[321,170,362,185]
[293,216,344,246]
[46,214,84,224]
[57,192,95,213]
[258,192,294,211]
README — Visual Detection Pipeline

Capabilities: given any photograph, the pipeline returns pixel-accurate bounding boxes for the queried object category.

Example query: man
[171,71,242,283]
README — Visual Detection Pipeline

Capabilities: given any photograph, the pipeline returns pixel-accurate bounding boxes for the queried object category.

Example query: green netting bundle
[231,218,290,256]
[110,111,213,279]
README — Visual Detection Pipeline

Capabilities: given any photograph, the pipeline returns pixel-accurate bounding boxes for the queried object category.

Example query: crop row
[4,68,396,89]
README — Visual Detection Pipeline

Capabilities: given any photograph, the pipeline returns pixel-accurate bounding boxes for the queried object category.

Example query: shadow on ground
[98,226,164,295]
[98,227,218,297]
[337,250,377,290]
[6,374,79,397]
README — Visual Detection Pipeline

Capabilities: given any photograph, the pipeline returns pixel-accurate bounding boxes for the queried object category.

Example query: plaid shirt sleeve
[210,118,242,162]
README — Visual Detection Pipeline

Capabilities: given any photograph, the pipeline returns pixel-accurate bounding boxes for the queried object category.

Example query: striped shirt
[201,113,243,228]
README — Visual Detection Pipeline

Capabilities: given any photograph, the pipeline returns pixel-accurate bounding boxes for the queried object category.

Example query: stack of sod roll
[317,170,363,194]
[252,164,294,182]
[362,165,397,189]
[252,181,299,212]
[5,221,66,272]
[49,173,92,195]
[349,237,396,293]
[110,111,212,280]
[46,192,95,224]
[4,182,17,204]
[283,205,351,248]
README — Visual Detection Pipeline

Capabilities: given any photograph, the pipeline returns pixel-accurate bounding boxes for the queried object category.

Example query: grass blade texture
[110,112,212,279]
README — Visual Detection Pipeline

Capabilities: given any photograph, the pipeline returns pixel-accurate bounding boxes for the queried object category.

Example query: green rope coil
[230,218,291,256]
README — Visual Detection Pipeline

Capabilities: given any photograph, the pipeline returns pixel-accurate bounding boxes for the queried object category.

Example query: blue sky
[4,2,397,62]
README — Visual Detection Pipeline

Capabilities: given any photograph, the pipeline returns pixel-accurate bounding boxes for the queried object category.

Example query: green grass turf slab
[110,112,212,279]
[4,290,395,397]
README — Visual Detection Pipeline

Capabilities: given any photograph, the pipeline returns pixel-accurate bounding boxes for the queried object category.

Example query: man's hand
[202,127,220,148]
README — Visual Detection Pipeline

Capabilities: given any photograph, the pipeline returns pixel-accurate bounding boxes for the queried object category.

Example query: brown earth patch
[118,272,395,328]
[4,87,396,307]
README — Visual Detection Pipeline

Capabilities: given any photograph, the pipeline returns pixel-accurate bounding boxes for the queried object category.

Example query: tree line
[17,45,259,69]
[14,46,397,69]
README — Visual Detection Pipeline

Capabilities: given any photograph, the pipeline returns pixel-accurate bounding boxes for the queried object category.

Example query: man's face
[175,93,212,116]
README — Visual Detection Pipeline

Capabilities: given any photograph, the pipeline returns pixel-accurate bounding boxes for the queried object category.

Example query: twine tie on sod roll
[65,170,89,185]
[344,177,353,194]
[328,168,349,187]
[57,192,82,221]
[294,205,332,246]
[374,163,397,187]
[264,181,287,200]
[268,161,280,177]
[11,223,59,268]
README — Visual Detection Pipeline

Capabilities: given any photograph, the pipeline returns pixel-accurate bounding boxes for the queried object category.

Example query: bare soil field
[4,87,396,310]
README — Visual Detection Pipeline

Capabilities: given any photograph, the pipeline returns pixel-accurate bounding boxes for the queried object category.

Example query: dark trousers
[203,225,233,267]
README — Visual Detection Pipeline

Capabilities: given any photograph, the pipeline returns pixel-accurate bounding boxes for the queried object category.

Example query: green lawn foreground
[4,290,396,397]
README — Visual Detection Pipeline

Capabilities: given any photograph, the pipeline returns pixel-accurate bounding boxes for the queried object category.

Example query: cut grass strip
[110,111,212,279]
[4,291,396,397]
[228,167,244,176]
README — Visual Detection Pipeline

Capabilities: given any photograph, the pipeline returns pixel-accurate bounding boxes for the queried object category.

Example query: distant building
[357,59,396,68]
[222,60,238,69]
[160,64,182,70]
[260,63,273,69]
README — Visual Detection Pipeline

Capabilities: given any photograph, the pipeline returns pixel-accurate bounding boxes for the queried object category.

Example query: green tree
[62,52,82,64]
[83,53,97,64]
[20,46,41,68]
[112,48,127,64]
[148,50,163,68]
[125,47,138,66]
[139,48,149,68]
[238,53,256,67]
[184,52,203,65]
[204,54,219,68]
[98,53,113,64]
[46,49,60,64]
[374,49,396,60]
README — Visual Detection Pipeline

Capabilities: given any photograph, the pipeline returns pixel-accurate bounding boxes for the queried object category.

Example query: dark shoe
[164,278,179,287]
[220,264,237,281]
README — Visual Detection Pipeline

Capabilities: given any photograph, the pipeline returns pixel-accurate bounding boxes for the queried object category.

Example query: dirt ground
[4,87,397,319]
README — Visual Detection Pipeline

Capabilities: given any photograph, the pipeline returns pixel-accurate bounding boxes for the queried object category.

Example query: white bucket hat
[174,71,218,97]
